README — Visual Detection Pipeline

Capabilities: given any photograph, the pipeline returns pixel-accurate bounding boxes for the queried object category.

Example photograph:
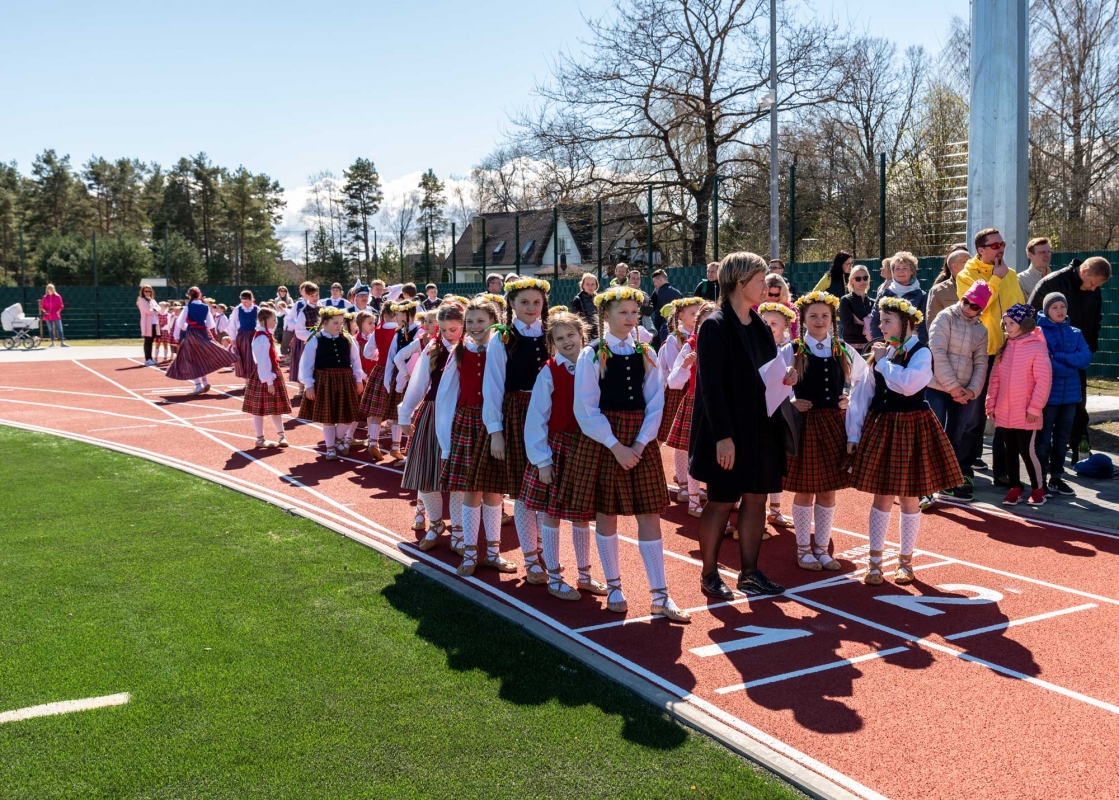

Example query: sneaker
[1002,487,1022,506]
[936,485,973,502]
[993,475,1013,488]
[919,495,934,512]
[144,359,156,366]
[1044,482,1055,497]
[1049,478,1075,496]
[737,570,784,596]
[1027,488,1047,506]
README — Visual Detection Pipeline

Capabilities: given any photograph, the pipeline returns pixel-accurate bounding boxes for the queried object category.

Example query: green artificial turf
[0,426,804,800]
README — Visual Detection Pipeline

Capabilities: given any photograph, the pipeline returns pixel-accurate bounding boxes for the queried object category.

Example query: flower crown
[443,295,471,308]
[661,296,704,318]
[757,302,797,322]
[878,295,924,325]
[478,293,506,307]
[794,290,840,311]
[319,306,346,319]
[549,305,569,314]
[203,297,216,304]
[504,277,551,294]
[390,300,419,314]
[593,285,646,308]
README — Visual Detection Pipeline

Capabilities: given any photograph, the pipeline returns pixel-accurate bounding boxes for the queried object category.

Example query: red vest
[373,325,397,367]
[686,334,698,395]
[356,333,375,374]
[253,330,279,372]
[546,358,578,433]
[458,348,486,407]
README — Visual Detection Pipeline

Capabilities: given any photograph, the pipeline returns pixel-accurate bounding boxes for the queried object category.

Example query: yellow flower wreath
[877,295,924,325]
[593,285,646,308]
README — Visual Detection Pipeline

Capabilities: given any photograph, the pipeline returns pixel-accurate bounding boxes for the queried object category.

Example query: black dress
[688,304,788,501]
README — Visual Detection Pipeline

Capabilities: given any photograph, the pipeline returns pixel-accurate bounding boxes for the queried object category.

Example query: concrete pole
[769,0,779,261]
[967,0,1029,267]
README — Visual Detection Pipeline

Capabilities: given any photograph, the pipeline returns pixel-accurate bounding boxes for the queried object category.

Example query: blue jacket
[1037,316,1092,404]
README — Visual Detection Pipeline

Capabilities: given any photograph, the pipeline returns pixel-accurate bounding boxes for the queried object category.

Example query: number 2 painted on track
[874,584,1004,617]
[690,626,813,658]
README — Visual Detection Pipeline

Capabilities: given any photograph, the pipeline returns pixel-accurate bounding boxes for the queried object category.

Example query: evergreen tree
[341,157,383,276]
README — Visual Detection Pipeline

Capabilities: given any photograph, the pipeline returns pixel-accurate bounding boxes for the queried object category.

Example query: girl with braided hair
[665,302,718,517]
[657,297,703,485]
[779,291,868,571]
[359,302,401,460]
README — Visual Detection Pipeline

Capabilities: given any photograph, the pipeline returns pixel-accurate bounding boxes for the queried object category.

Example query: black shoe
[737,570,784,595]
[973,459,987,469]
[937,485,973,502]
[993,475,1012,488]
[700,571,734,601]
[1049,478,1075,496]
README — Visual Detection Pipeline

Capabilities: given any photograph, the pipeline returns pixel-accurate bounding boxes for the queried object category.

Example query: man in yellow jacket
[955,227,1025,356]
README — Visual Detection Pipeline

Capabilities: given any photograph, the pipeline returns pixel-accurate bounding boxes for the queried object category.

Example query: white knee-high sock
[252,416,265,437]
[391,424,401,447]
[333,424,347,443]
[462,503,481,548]
[572,525,592,582]
[367,416,377,438]
[541,524,561,572]
[868,507,892,552]
[449,491,464,530]
[768,492,782,506]
[813,504,837,548]
[596,532,621,583]
[418,491,443,524]
[673,449,688,483]
[638,539,668,592]
[270,415,284,435]
[899,512,921,556]
[514,500,541,561]
[687,474,700,498]
[482,503,503,559]
[792,503,814,549]
[323,426,337,448]
[342,420,358,440]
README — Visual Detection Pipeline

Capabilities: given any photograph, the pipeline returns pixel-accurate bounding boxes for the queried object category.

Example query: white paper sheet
[759,357,792,416]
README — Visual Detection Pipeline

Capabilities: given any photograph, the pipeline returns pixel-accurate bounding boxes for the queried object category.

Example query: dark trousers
[926,388,982,479]
[142,324,158,360]
[1038,403,1077,479]
[1069,370,1090,462]
[998,427,1043,490]
[969,355,1005,476]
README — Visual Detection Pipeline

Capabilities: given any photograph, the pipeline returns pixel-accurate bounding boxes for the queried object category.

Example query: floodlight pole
[769,0,779,262]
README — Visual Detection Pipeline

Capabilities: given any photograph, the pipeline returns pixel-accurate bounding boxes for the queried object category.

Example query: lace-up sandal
[604,578,628,613]
[276,434,289,449]
[813,543,841,571]
[523,548,548,585]
[456,545,478,577]
[336,438,352,455]
[366,442,384,461]
[797,543,822,571]
[388,447,405,462]
[687,497,703,518]
[576,569,608,596]
[676,487,689,504]
[411,507,427,531]
[894,553,915,585]
[863,549,884,585]
[417,520,446,552]
[725,520,738,539]
[449,526,464,555]
[323,447,340,461]
[547,567,580,601]
[483,551,518,573]
[650,587,691,622]
[767,508,793,527]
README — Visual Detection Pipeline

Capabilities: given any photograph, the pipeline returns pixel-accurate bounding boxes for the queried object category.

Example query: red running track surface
[2,357,1118,800]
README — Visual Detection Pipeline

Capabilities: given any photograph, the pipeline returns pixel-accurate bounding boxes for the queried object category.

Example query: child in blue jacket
[1036,292,1092,495]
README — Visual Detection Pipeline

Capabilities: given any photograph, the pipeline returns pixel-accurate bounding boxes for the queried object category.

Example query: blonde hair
[717,252,768,299]
[891,251,919,272]
[545,310,589,353]
[764,273,791,303]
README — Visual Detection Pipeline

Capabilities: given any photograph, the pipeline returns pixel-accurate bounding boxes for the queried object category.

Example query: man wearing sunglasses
[956,227,1026,485]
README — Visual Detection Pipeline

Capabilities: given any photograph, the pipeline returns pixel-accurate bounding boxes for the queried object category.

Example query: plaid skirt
[233,330,256,379]
[851,409,964,497]
[784,407,851,493]
[358,363,398,420]
[442,405,492,491]
[299,368,363,425]
[664,390,695,451]
[473,391,533,498]
[658,387,685,442]
[401,402,442,492]
[166,328,236,381]
[557,409,669,517]
[522,430,592,523]
[288,337,306,383]
[159,326,176,346]
[242,372,293,417]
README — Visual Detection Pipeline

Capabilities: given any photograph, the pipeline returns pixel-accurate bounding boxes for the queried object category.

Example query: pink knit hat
[963,279,992,310]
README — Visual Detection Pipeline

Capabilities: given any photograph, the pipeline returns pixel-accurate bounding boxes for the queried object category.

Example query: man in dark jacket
[645,269,683,346]
[694,262,720,300]
[1028,256,1111,462]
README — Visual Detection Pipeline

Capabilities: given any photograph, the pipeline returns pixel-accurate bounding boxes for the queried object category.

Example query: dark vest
[599,349,645,412]
[314,334,351,370]
[237,305,257,331]
[799,348,844,410]
[870,341,929,413]
[186,302,209,329]
[396,324,419,351]
[301,302,320,330]
[505,333,548,392]
[425,347,447,402]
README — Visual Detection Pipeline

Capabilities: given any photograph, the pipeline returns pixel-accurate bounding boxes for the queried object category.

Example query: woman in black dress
[570,272,600,337]
[838,263,874,352]
[689,252,798,599]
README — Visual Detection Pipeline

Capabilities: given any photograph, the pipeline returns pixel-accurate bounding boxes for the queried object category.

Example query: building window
[492,241,505,258]
[521,239,535,257]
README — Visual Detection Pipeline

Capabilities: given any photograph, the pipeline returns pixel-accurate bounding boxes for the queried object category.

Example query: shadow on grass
[381,567,690,751]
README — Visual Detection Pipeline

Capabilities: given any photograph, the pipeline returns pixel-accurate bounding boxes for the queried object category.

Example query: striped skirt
[288,337,306,384]
[658,387,686,442]
[233,330,256,379]
[166,328,236,381]
[851,409,964,497]
[664,389,695,451]
[442,405,495,492]
[557,409,668,517]
[473,391,533,498]
[358,363,398,420]
[401,402,442,492]
[242,372,292,417]
[522,430,591,523]
[784,407,851,493]
[299,368,363,425]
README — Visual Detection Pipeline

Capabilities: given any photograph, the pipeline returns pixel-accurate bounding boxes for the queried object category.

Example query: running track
[2,357,1118,800]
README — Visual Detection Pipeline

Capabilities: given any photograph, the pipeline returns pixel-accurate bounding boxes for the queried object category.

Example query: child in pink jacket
[985,304,1053,507]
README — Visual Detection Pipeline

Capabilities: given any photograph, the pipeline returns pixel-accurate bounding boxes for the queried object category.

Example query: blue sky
[2,0,968,245]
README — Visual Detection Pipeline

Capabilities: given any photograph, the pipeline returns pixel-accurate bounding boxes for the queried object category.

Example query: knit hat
[1003,303,1036,324]
[1042,292,1067,315]
[962,279,992,310]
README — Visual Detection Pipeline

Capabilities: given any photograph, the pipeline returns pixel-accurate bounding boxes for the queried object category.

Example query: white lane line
[0,692,130,724]
[88,424,160,433]
[0,385,161,403]
[944,603,1098,640]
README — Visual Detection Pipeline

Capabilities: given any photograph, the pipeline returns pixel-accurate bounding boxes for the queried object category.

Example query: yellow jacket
[955,255,1025,355]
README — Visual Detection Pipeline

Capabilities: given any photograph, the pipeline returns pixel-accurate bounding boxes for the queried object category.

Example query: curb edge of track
[0,419,862,800]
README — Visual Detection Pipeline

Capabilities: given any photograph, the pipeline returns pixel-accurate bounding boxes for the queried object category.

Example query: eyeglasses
[767,291,782,298]
[852,276,869,282]
[962,299,984,312]
[981,241,1007,250]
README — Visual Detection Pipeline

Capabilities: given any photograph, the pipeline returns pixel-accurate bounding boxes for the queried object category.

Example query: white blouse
[228,304,259,334]
[298,331,365,388]
[482,317,544,434]
[174,300,215,332]
[392,335,426,393]
[251,326,279,384]
[434,338,487,458]
[573,331,664,449]
[397,338,454,427]
[846,335,932,443]
[384,322,420,390]
[666,342,695,391]
[524,352,576,468]
[656,329,690,387]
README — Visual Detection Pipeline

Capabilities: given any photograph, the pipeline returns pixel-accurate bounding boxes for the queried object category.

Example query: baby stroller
[2,304,42,349]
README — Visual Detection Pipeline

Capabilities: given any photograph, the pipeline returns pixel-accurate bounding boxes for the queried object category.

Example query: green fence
[3,257,1116,378]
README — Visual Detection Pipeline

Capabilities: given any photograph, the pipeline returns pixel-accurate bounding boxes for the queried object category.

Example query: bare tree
[380,190,421,257]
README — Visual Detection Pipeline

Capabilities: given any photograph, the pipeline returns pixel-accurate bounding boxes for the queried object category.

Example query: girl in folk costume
[847,296,963,585]
[166,287,237,393]
[155,302,172,362]
[355,311,378,387]
[657,297,704,486]
[298,306,366,461]
[392,310,436,396]
[757,302,797,529]
[557,285,691,623]
[780,291,868,571]
[665,302,717,516]
[289,281,322,400]
[383,300,422,461]
[398,303,465,551]
[438,298,509,576]
[228,290,260,384]
[522,311,609,601]
[480,278,553,582]
[241,306,292,449]
[360,301,415,461]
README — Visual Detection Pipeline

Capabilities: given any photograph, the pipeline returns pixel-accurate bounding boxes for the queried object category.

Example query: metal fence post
[399,230,404,283]
[713,175,720,262]
[515,214,521,273]
[164,227,170,299]
[19,230,25,308]
[879,152,887,261]
[647,185,654,269]
[480,217,486,275]
[553,206,559,282]
[305,230,310,281]
[373,229,378,281]
[92,232,100,339]
[789,164,796,267]
[596,200,603,284]
[451,223,456,282]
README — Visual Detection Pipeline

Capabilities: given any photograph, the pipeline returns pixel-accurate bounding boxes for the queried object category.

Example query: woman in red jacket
[40,284,67,347]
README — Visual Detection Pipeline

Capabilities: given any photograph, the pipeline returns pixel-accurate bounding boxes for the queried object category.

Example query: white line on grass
[0,692,130,724]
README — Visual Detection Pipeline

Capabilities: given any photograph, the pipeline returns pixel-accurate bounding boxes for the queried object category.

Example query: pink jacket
[985,327,1052,430]
[137,296,160,334]
[41,293,64,321]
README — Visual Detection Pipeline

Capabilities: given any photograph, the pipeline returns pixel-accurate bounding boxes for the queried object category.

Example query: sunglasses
[852,276,869,282]
[962,299,984,312]
[982,241,1007,250]
[767,291,782,297]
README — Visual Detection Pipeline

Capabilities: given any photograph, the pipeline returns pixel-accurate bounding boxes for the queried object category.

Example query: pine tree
[417,169,446,278]
[342,158,383,276]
